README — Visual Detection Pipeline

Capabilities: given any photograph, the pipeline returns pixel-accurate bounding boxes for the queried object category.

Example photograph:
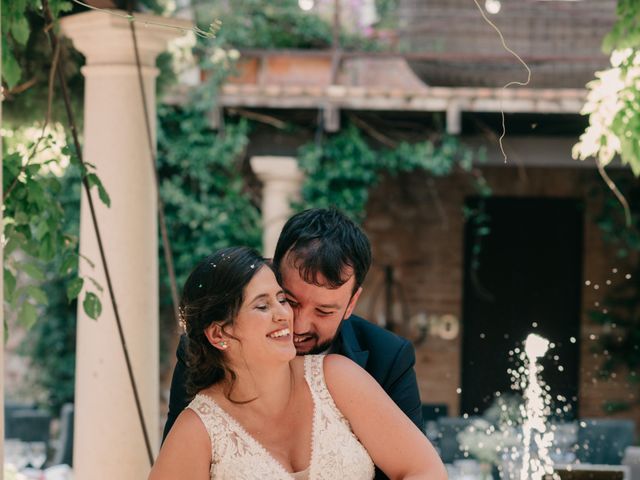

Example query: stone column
[250,156,304,257]
[61,11,190,479]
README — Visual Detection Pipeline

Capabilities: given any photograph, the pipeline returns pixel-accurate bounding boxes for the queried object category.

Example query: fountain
[514,333,559,480]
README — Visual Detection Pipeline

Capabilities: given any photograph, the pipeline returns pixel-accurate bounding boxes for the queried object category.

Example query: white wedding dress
[188,354,375,480]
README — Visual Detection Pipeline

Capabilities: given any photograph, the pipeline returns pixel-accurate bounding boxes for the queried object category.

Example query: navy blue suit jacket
[162,315,424,478]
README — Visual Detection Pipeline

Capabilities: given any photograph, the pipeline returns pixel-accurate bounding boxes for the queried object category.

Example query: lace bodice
[188,355,375,480]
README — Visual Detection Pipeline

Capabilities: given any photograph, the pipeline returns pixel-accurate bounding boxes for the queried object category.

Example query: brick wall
[356,166,640,427]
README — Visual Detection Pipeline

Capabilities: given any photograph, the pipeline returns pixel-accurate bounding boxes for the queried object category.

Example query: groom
[163,208,424,476]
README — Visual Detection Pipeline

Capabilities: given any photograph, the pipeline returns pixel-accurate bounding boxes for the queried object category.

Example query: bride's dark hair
[180,246,269,401]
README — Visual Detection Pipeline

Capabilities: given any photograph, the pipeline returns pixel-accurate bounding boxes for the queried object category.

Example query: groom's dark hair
[273,208,372,293]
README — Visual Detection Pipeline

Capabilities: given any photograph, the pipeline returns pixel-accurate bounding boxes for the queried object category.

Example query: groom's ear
[344,286,363,320]
[204,323,230,351]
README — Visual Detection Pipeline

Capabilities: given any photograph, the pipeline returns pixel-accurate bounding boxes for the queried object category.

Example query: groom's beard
[295,294,354,356]
[295,335,335,356]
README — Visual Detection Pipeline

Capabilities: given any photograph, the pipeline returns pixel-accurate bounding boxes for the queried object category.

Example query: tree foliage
[3,127,108,338]
[201,0,380,51]
[17,168,81,414]
[573,0,640,176]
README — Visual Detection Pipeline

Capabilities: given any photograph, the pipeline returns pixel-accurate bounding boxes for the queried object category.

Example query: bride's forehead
[245,267,279,291]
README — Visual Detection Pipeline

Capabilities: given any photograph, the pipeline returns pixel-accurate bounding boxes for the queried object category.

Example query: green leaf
[83,292,102,320]
[38,233,55,261]
[18,302,38,330]
[60,254,79,275]
[1,36,22,89]
[21,262,45,281]
[27,286,49,306]
[86,173,111,207]
[66,277,84,302]
[4,269,16,303]
[26,163,41,176]
[10,16,30,45]
[49,0,73,17]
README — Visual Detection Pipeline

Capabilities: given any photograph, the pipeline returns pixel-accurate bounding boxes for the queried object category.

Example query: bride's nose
[274,300,292,322]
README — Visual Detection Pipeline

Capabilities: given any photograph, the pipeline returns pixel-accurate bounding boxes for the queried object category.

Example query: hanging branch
[127,5,181,326]
[41,0,155,466]
[596,159,632,227]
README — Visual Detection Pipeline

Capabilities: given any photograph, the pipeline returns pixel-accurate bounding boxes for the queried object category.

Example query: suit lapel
[335,318,369,368]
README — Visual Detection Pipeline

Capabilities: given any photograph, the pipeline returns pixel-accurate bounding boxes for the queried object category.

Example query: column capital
[250,156,304,185]
[60,10,192,67]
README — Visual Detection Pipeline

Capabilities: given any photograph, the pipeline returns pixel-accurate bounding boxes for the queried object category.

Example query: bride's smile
[212,265,296,366]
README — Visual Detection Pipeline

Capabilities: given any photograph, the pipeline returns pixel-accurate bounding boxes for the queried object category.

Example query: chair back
[51,403,74,467]
[437,416,480,464]
[576,419,636,465]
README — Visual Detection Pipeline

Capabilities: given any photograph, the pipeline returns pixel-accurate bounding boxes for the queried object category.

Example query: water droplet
[250,264,255,269]
[570,336,576,343]
[558,365,564,372]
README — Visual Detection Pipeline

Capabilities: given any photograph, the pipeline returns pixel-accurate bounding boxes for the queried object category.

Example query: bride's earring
[218,341,228,350]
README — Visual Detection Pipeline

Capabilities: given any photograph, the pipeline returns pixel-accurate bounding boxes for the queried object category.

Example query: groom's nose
[293,309,311,334]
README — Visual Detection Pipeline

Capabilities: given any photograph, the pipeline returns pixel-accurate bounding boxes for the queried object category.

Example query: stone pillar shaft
[250,156,304,258]
[61,11,190,479]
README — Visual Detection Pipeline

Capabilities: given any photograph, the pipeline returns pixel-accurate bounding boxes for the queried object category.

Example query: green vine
[295,124,490,223]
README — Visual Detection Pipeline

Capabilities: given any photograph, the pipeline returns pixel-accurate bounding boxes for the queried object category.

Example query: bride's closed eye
[256,297,289,311]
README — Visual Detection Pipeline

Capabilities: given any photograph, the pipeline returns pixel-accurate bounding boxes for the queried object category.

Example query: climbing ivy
[296,124,490,223]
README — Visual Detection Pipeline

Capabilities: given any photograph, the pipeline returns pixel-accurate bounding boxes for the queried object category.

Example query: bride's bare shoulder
[322,354,371,393]
[168,408,209,445]
[149,408,211,479]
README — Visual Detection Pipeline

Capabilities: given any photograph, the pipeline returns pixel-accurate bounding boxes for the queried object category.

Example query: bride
[149,247,446,480]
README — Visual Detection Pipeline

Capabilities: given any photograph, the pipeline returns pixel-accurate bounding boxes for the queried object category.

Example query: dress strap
[304,355,346,419]
[303,355,325,397]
